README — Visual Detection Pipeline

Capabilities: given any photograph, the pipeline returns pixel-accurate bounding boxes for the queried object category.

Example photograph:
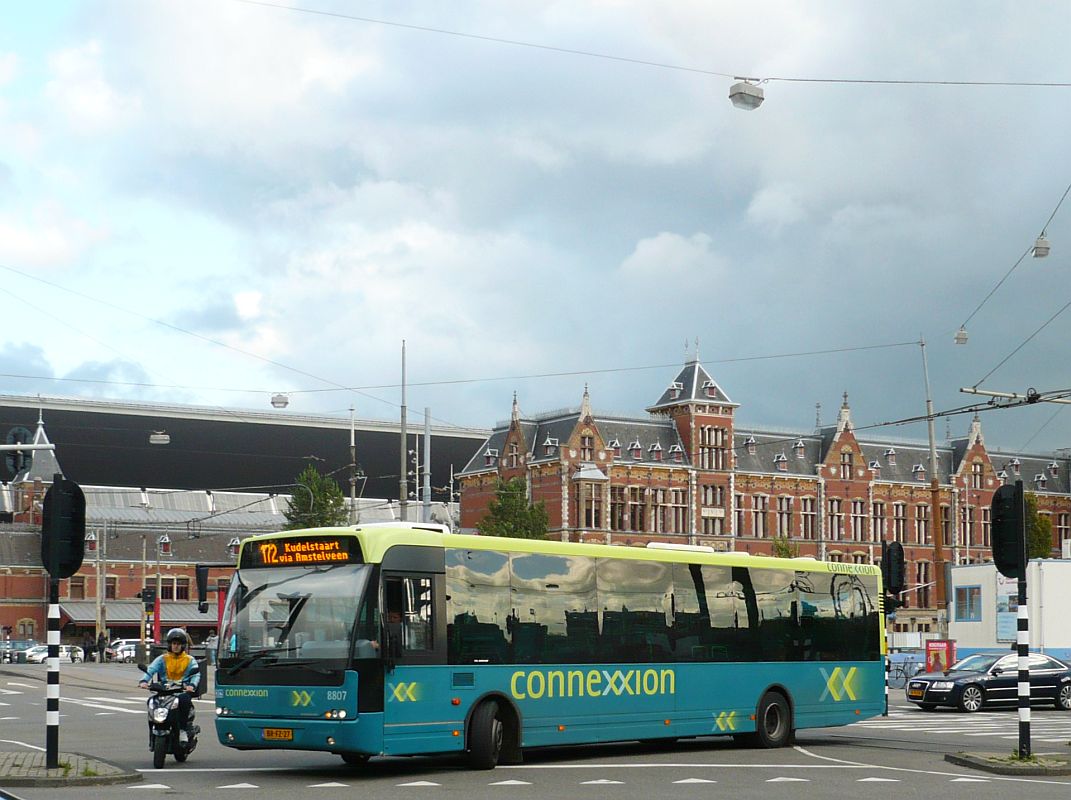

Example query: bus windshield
[219,563,378,677]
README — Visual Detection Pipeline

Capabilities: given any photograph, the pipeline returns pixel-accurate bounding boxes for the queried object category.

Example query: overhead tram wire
[971,295,1071,388]
[232,0,1071,89]
[957,180,1071,334]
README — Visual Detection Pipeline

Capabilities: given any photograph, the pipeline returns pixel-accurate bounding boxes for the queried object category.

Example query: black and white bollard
[46,579,61,769]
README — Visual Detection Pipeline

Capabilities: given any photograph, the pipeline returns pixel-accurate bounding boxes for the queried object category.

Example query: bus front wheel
[467,701,503,770]
[745,691,792,748]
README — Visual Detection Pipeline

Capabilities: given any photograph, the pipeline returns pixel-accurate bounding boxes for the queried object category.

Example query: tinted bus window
[597,558,672,663]
[750,567,797,662]
[670,563,737,662]
[510,553,596,664]
[446,549,511,664]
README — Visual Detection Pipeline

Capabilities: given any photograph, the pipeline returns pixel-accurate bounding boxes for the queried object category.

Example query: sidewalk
[946,751,1071,776]
[0,662,213,788]
[0,751,140,788]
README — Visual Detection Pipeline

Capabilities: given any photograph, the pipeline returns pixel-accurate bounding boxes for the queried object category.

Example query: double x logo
[712,710,737,732]
[389,682,420,703]
[819,666,858,702]
[290,690,312,707]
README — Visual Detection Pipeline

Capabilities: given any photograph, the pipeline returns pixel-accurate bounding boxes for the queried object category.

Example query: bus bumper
[215,713,384,755]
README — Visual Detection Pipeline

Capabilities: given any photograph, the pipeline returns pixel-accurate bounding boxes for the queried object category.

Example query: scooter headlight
[151,706,170,723]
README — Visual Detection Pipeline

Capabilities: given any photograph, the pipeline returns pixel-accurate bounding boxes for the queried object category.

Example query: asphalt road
[1,663,1069,799]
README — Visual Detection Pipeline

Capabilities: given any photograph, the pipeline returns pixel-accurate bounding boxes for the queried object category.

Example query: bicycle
[887,661,923,688]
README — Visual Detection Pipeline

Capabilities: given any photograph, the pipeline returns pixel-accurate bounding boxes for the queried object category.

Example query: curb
[945,752,1071,776]
[0,751,142,788]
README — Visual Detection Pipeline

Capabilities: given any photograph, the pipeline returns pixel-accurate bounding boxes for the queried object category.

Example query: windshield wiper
[260,659,333,674]
[225,646,301,675]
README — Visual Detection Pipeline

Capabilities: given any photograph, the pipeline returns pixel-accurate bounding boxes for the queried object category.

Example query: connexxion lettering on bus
[214,524,886,770]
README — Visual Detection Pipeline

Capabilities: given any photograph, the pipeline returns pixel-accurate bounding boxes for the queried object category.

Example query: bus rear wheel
[467,701,503,770]
[747,692,792,748]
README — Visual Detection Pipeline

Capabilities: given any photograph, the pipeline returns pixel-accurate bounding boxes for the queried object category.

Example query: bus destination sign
[242,536,359,568]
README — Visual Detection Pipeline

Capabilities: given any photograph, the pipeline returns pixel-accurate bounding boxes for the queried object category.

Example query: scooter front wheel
[152,734,168,769]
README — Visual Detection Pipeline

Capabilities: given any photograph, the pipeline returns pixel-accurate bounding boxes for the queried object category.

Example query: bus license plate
[263,728,293,741]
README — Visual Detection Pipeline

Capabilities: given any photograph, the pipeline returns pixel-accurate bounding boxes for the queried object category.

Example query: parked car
[114,642,140,662]
[23,645,84,664]
[106,638,143,662]
[0,640,37,663]
[906,651,1071,712]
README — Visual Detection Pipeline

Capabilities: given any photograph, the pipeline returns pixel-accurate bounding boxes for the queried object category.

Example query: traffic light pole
[1015,481,1032,759]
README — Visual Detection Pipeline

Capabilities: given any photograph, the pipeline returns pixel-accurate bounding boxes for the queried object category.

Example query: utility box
[949,560,1071,661]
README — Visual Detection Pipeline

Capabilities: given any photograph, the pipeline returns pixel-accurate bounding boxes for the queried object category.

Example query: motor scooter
[140,673,200,769]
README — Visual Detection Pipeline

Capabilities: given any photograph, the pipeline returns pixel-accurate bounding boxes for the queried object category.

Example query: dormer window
[542,436,559,457]
[745,436,756,456]
[774,453,788,472]
[1049,460,1059,476]
[649,442,663,462]
[629,440,642,460]
[508,442,519,468]
[607,438,621,458]
[1010,458,1021,475]
[701,380,718,398]
[669,444,684,463]
[484,448,499,467]
[912,464,926,482]
[669,381,684,400]
[794,439,806,459]
[1035,473,1047,490]
[869,460,881,478]
[884,448,896,466]
[998,469,1008,485]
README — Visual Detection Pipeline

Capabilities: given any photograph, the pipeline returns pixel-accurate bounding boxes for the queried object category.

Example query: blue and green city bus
[214,523,885,768]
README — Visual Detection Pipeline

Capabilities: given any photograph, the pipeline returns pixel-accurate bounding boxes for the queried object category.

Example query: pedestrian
[203,629,218,667]
[97,631,107,663]
[83,632,94,663]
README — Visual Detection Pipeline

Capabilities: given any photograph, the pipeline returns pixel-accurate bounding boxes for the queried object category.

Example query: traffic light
[991,482,1024,579]
[137,586,157,610]
[881,540,906,595]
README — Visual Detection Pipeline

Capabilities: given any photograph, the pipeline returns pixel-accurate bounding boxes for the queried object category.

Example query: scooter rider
[139,628,200,739]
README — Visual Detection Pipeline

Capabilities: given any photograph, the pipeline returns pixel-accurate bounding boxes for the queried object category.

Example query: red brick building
[459,358,1071,633]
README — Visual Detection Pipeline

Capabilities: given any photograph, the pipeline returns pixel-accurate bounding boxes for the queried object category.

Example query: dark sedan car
[906,651,1071,712]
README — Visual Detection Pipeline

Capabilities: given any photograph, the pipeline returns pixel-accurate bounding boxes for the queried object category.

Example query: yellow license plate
[263,728,294,741]
[907,688,924,698]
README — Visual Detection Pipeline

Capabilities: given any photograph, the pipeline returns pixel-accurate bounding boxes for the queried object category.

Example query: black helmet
[165,628,189,648]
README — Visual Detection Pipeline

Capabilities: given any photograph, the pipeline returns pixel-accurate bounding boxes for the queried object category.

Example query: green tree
[771,535,800,559]
[476,477,549,539]
[284,465,348,530]
[1025,493,1054,559]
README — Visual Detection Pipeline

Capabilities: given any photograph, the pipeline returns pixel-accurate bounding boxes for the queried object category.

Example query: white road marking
[95,712,116,716]
[60,697,142,714]
[218,784,260,789]
[0,738,45,751]
[489,780,532,785]
[0,716,19,720]
[950,778,991,782]
[0,688,21,695]
[127,784,171,790]
[6,682,35,688]
[309,783,350,788]
[85,695,141,704]
[766,777,810,782]
[858,777,900,781]
[397,781,440,787]
[674,778,717,783]
[581,779,624,784]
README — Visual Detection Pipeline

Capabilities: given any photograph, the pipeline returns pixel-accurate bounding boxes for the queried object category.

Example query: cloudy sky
[1,1,1069,454]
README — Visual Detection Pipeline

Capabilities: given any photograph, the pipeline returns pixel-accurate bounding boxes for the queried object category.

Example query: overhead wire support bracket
[959,386,1071,405]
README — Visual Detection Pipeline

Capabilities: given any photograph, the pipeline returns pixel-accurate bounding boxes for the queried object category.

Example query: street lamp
[954,326,968,345]
[1033,234,1051,258]
[729,79,764,110]
[271,393,290,409]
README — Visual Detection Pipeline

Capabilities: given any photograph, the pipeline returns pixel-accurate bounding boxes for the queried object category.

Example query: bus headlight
[216,706,226,716]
